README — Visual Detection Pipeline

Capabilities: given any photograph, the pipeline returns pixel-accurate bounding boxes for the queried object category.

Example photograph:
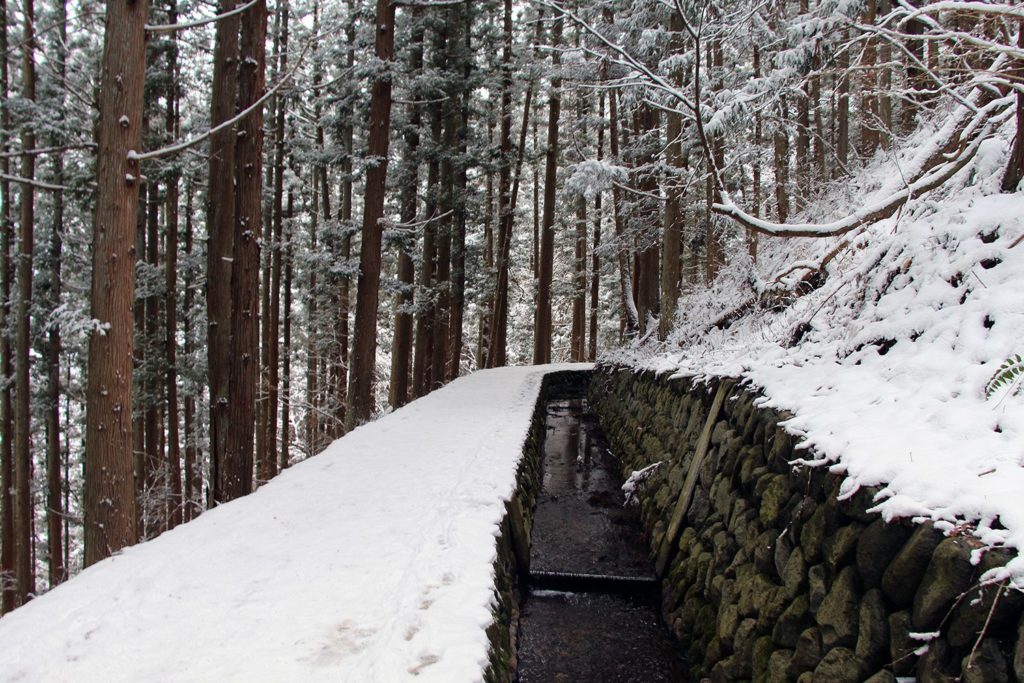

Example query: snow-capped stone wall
[590,368,1024,683]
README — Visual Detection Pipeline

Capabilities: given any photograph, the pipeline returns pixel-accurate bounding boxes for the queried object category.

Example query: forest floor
[0,365,587,682]
[611,117,1024,589]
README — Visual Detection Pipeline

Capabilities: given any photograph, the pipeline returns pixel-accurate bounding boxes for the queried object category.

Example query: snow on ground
[0,364,587,683]
[610,120,1024,588]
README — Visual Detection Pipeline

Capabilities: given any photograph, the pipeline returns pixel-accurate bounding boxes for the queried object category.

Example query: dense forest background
[0,0,1020,612]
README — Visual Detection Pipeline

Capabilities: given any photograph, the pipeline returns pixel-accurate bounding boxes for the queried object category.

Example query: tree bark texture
[223,0,267,502]
[84,0,148,568]
[206,0,241,505]
[14,0,37,603]
[533,7,562,366]
[346,0,396,428]
[0,0,14,614]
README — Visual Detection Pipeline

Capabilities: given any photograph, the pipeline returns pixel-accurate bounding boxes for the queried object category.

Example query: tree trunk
[479,118,495,369]
[335,12,354,428]
[84,0,148,568]
[390,14,424,407]
[413,38,445,396]
[589,90,603,361]
[488,7,543,369]
[877,0,893,150]
[447,2,471,382]
[14,0,37,603]
[316,146,337,433]
[859,0,880,159]
[224,0,267,502]
[144,177,162,537]
[571,194,587,361]
[280,189,294,470]
[750,44,762,261]
[429,25,452,391]
[1002,20,1024,192]
[164,1,182,528]
[206,0,241,505]
[45,0,68,585]
[835,27,851,177]
[133,184,146,531]
[533,6,562,366]
[774,97,791,223]
[262,0,287,482]
[607,86,639,334]
[345,0,397,429]
[305,164,320,451]
[901,13,927,134]
[661,15,685,338]
[0,0,13,612]
[634,105,660,330]
[183,187,199,522]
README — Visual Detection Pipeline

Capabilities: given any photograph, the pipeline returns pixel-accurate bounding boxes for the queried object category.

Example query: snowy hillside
[610,118,1024,587]
[0,366,584,683]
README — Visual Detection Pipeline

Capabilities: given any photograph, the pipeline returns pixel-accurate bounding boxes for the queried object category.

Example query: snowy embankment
[612,124,1024,588]
[0,365,586,682]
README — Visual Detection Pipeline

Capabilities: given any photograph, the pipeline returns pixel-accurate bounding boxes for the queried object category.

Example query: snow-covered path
[0,365,588,683]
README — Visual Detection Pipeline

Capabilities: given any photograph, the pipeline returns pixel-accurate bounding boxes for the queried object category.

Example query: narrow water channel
[516,397,687,682]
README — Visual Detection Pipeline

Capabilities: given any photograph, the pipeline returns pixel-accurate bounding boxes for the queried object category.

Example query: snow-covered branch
[145,0,261,34]
[714,94,1015,238]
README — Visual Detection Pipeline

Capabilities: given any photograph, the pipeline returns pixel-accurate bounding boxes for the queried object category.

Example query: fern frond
[986,354,1024,399]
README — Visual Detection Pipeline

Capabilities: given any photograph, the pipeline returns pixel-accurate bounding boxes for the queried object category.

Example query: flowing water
[516,398,687,682]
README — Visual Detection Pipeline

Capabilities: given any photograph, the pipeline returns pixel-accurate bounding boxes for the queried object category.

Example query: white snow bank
[610,120,1024,588]
[0,364,589,683]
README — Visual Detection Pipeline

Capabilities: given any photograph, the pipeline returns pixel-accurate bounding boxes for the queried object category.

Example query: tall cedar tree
[164,0,183,527]
[346,0,397,428]
[207,1,241,504]
[389,11,425,409]
[225,0,268,500]
[0,0,14,614]
[14,0,36,603]
[84,0,149,567]
[45,0,68,584]
[533,6,562,365]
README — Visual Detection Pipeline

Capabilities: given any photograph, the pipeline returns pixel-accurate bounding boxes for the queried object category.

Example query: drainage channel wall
[485,370,591,682]
[589,366,1024,683]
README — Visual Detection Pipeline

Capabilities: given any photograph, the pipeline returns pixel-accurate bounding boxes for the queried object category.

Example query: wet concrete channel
[516,395,687,682]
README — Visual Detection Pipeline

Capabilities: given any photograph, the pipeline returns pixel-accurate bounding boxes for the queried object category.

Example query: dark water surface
[516,398,687,682]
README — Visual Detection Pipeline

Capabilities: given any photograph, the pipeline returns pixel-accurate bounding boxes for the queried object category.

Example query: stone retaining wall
[589,367,1024,683]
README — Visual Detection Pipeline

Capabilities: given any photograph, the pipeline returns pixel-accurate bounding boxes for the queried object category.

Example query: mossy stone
[788,627,823,676]
[717,602,740,641]
[764,649,793,683]
[961,638,1010,683]
[800,503,828,564]
[855,588,890,670]
[773,593,810,648]
[759,475,792,528]
[863,671,897,683]
[881,524,944,608]
[825,522,864,573]
[783,546,807,599]
[915,636,957,683]
[911,536,977,632]
[857,518,913,589]
[947,551,1023,648]
[808,563,828,612]
[751,635,775,679]
[813,646,868,683]
[889,609,917,676]
[817,565,861,647]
